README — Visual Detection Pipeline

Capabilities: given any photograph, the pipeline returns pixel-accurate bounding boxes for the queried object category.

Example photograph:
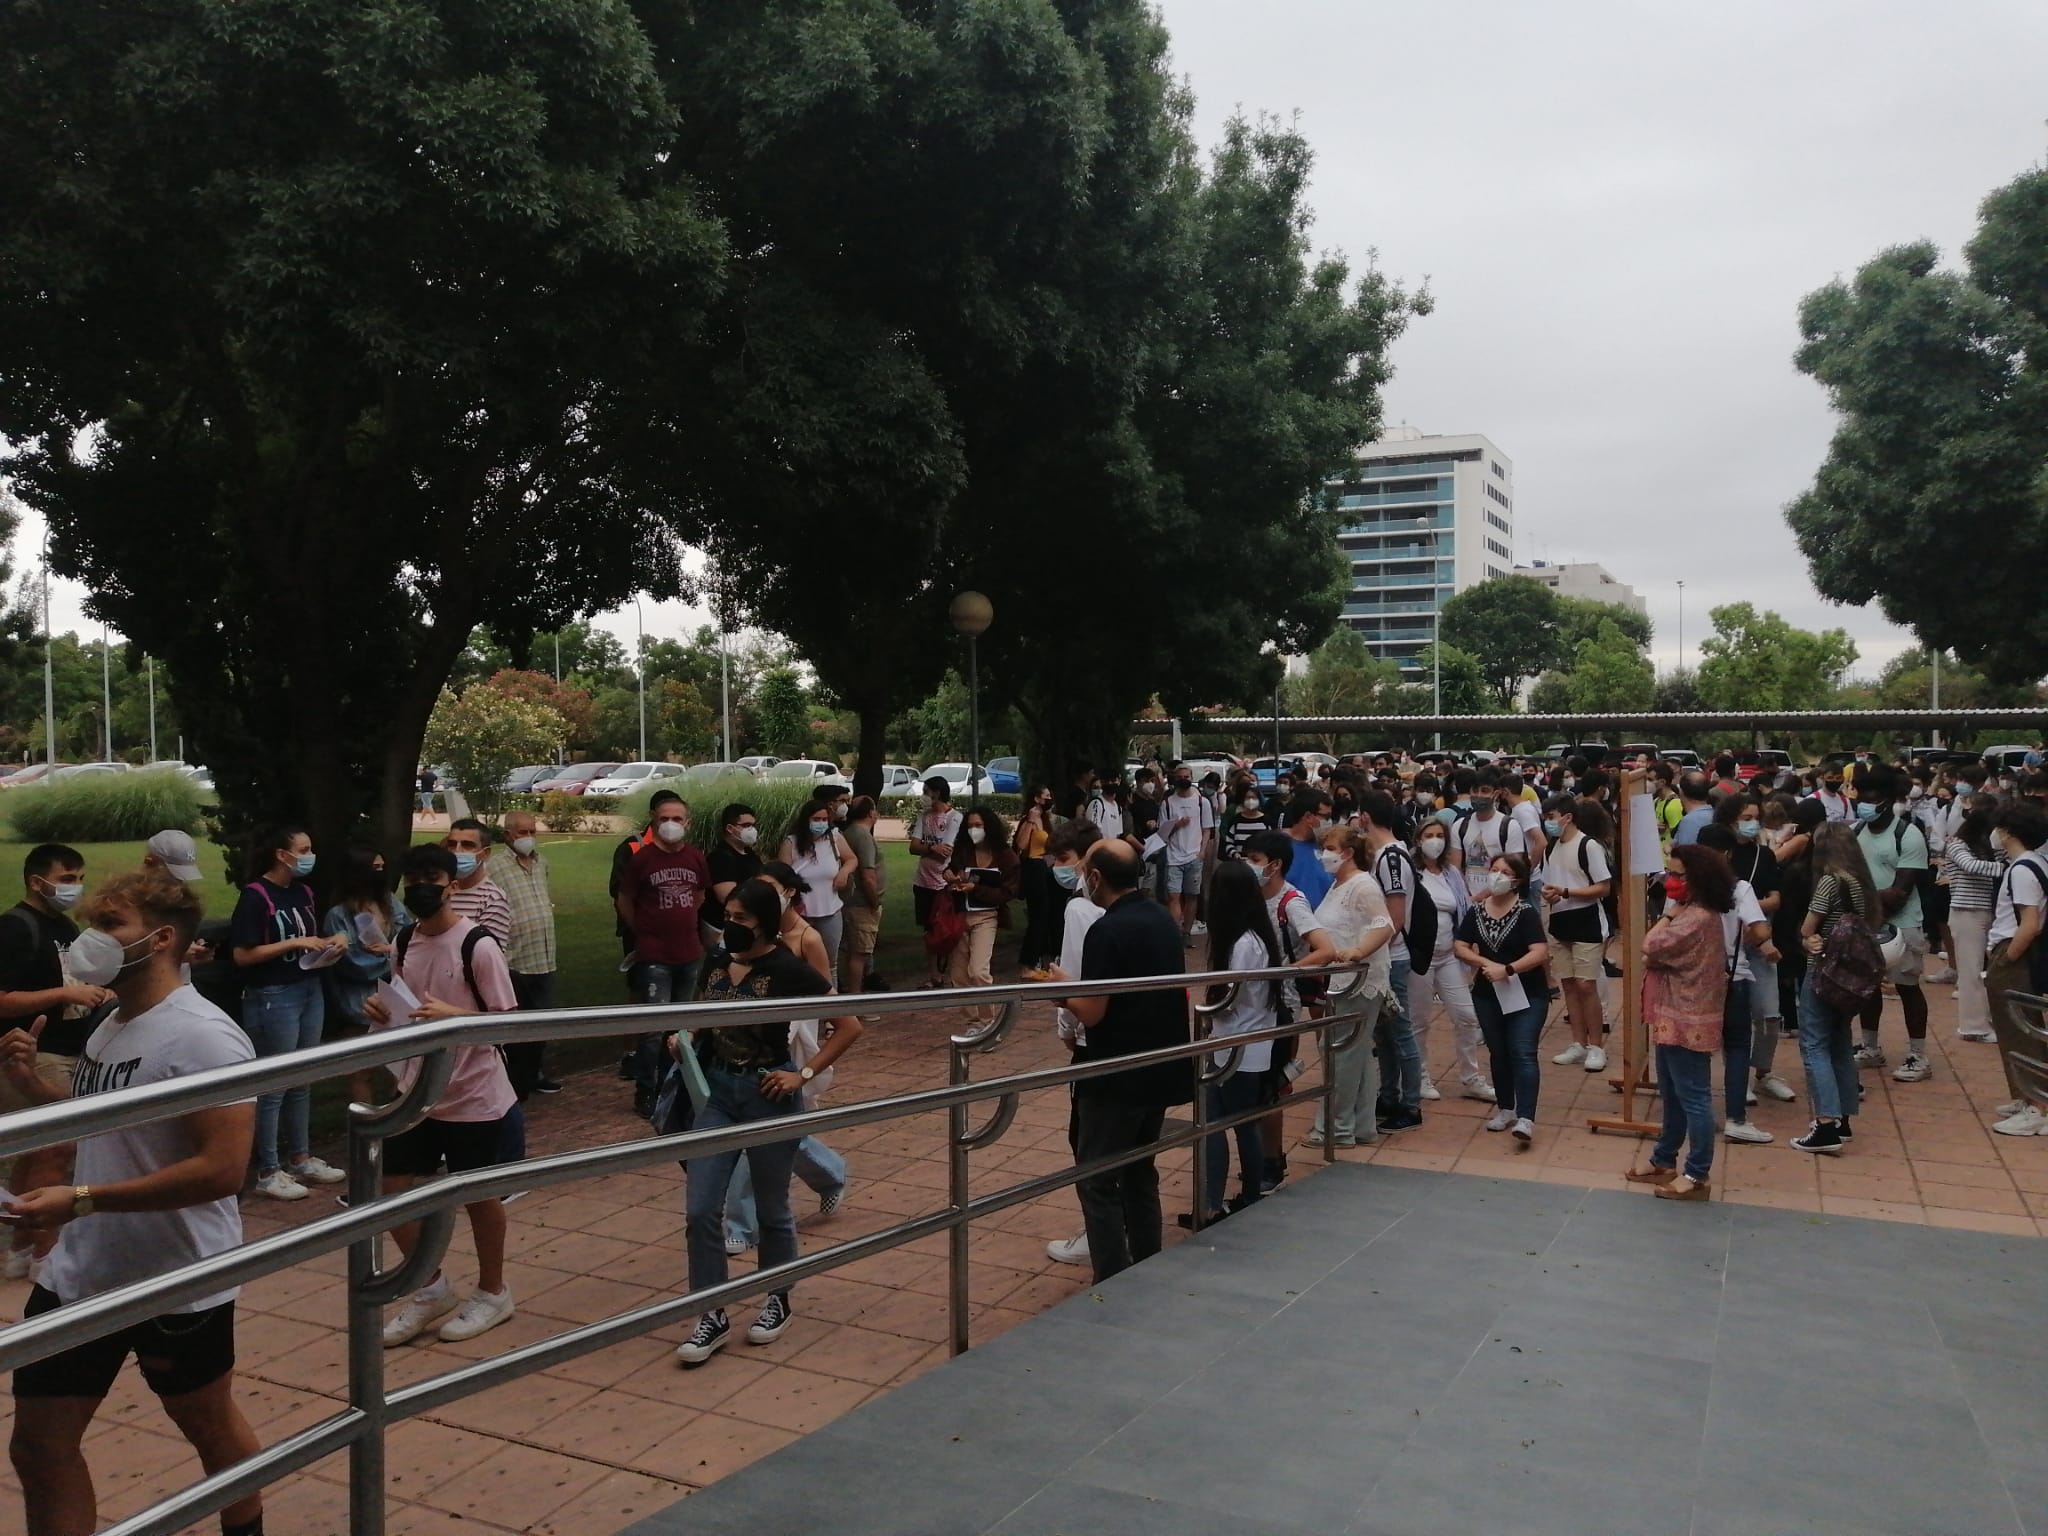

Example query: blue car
[1249,756,1304,790]
[986,756,1023,794]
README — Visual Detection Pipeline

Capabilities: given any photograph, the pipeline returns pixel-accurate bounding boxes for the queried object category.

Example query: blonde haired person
[1307,826,1395,1147]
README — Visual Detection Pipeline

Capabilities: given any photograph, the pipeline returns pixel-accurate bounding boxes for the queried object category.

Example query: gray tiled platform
[628,1167,2045,1536]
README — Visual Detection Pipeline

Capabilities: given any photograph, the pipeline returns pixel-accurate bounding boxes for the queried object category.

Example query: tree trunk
[852,706,887,799]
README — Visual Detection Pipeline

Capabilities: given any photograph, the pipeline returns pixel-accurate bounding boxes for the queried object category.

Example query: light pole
[40,533,55,770]
[716,579,733,764]
[100,624,112,762]
[633,595,647,762]
[1931,645,1943,749]
[147,655,158,762]
[948,591,993,807]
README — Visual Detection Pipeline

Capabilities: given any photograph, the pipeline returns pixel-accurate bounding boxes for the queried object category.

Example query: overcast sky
[18,0,2046,681]
[1156,0,2048,676]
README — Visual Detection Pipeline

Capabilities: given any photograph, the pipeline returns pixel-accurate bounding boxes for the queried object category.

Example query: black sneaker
[1259,1155,1288,1194]
[617,1051,637,1081]
[1377,1107,1424,1133]
[1601,959,1623,978]
[675,1309,730,1366]
[1790,1121,1844,1155]
[632,1088,655,1118]
[747,1293,793,1345]
[1837,1117,1853,1142]
[535,1077,564,1095]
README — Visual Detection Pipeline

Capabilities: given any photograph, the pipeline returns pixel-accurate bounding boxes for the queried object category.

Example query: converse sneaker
[288,1156,346,1186]
[1460,1078,1497,1102]
[1892,1054,1931,1083]
[1046,1233,1090,1266]
[1756,1073,1796,1102]
[1376,1107,1423,1133]
[818,1181,848,1218]
[1551,1042,1588,1067]
[1484,1108,1516,1132]
[438,1287,514,1342]
[747,1292,793,1345]
[1791,1121,1844,1155]
[675,1309,730,1366]
[1583,1045,1607,1073]
[383,1277,459,1347]
[253,1169,310,1202]
[1853,1043,1886,1069]
[1837,1117,1854,1142]
[1418,1075,1442,1101]
[1723,1120,1774,1145]
[1992,1105,2048,1137]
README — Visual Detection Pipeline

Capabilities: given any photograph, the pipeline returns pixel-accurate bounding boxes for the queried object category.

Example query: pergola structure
[1135,708,2048,750]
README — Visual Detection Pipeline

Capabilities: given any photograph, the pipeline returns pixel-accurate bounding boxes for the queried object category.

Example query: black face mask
[1173,779,1192,791]
[724,921,758,954]
[402,883,445,920]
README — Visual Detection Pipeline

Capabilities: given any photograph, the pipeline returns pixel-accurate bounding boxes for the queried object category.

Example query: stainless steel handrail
[0,959,1373,1536]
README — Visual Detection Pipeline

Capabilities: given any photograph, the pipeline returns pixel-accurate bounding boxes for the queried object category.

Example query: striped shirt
[446,875,512,948]
[487,848,557,973]
[1942,844,2003,913]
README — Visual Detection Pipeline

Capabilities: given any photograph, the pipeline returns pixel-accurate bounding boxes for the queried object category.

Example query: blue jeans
[1472,986,1545,1120]
[684,1065,802,1298]
[1797,972,1861,1121]
[633,959,704,1090]
[725,1136,846,1247]
[1375,952,1422,1113]
[243,978,326,1174]
[1653,1044,1715,1182]
[1203,1070,1266,1214]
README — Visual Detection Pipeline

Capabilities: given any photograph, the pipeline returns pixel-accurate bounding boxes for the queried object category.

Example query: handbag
[648,1030,712,1136]
[925,891,966,960]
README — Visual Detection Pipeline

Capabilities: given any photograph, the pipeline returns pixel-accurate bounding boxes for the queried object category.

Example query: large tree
[1438,575,1562,707]
[1787,164,2048,685]
[1695,603,1858,711]
[0,1,722,858]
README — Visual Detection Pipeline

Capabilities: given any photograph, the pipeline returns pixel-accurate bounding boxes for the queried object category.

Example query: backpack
[1546,836,1606,946]
[395,922,502,1013]
[1812,879,1885,1015]
[1276,888,1326,1005]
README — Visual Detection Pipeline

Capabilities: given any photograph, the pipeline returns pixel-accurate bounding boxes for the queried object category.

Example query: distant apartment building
[1330,428,1514,674]
[1514,560,1647,615]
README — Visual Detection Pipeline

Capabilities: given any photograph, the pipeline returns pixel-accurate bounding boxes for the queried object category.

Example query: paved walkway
[622,1164,2047,1536]
[1,975,2042,1532]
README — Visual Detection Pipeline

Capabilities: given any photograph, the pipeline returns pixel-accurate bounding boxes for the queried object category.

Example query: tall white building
[1514,560,1646,614]
[1330,428,1514,674]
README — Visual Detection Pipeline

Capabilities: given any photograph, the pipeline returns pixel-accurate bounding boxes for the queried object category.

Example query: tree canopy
[1694,603,1858,711]
[1787,161,2048,686]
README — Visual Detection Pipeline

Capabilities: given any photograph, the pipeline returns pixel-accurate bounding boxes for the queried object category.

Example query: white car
[766,758,852,791]
[924,762,996,801]
[880,764,924,795]
[734,755,782,777]
[585,761,688,796]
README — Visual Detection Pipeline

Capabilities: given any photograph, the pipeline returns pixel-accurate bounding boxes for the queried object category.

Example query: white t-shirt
[1456,812,1526,897]
[1814,789,1852,824]
[1419,868,1462,965]
[784,831,845,918]
[1055,895,1105,1041]
[1509,799,1543,842]
[1211,930,1280,1073]
[1086,797,1124,841]
[1990,848,2048,947]
[1541,832,1612,940]
[40,986,256,1312]
[1716,880,1769,983]
[1265,883,1327,1017]
[913,808,965,892]
[1314,872,1393,994]
[1162,789,1215,864]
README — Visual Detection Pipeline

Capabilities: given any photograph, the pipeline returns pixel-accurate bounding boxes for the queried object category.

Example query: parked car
[50,762,131,783]
[1737,749,1794,782]
[1175,755,1240,783]
[766,758,852,792]
[532,762,621,796]
[923,762,995,800]
[585,761,688,797]
[0,763,68,788]
[734,755,782,777]
[683,762,754,787]
[1661,749,1702,769]
[1247,756,1303,789]
[501,764,556,794]
[880,764,923,795]
[1983,745,2036,774]
[986,756,1023,794]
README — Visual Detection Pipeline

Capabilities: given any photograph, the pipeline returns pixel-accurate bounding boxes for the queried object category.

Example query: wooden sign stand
[1588,770,1659,1137]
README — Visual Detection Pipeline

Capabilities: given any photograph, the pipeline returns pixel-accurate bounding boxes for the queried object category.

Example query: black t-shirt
[695,942,833,1071]
[707,842,765,901]
[1074,893,1194,1106]
[228,878,319,990]
[1454,900,1548,970]
[0,901,87,1055]
[1731,845,1780,907]
[1127,794,1162,846]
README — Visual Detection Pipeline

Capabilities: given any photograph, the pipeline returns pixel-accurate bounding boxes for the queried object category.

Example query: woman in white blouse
[1309,825,1396,1147]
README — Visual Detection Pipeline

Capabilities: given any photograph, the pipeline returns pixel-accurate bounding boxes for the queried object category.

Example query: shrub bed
[6,769,204,843]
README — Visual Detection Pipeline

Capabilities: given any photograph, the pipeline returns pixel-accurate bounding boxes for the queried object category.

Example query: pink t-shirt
[386,917,519,1122]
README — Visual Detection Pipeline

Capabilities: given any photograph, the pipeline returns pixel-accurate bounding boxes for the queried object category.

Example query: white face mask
[656,819,687,845]
[1418,837,1445,859]
[1488,872,1518,897]
[68,925,166,987]
[1316,849,1343,872]
[736,825,759,847]
[510,836,537,857]
[41,879,85,912]
[967,826,986,845]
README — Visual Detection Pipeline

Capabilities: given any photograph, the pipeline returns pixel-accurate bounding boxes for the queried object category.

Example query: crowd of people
[1,743,2045,1534]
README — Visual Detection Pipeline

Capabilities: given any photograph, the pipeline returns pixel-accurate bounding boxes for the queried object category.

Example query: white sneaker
[1746,1087,1759,1106]
[1046,1233,1090,1266]
[1995,1098,2027,1117]
[1724,1120,1775,1145]
[723,1234,750,1256]
[438,1288,514,1342]
[289,1156,346,1186]
[1992,1106,2048,1137]
[1189,921,1208,937]
[1552,1043,1588,1067]
[254,1170,309,1202]
[1418,1076,1442,1101]
[1892,1054,1932,1083]
[1461,1079,1497,1103]
[383,1279,459,1347]
[1922,964,1956,985]
[1510,1118,1535,1143]
[1956,1029,1996,1043]
[1583,1046,1608,1073]
[1484,1109,1516,1132]
[1757,1073,1796,1102]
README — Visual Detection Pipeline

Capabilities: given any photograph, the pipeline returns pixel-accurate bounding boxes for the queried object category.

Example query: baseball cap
[145,830,203,882]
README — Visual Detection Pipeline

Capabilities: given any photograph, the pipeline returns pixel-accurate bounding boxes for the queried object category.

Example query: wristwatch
[798,1066,816,1083]
[71,1185,93,1218]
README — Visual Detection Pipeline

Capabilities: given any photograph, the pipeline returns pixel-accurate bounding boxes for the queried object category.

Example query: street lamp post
[40,534,55,770]
[948,592,994,807]
[1931,645,1944,749]
[717,582,733,765]
[101,624,112,762]
[147,655,158,763]
[633,594,647,762]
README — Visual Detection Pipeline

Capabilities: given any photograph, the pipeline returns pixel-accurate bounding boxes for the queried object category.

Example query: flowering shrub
[423,687,567,822]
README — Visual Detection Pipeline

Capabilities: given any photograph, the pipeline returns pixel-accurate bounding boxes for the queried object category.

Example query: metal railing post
[1190,1041,1211,1226]
[946,1038,971,1357]
[1320,1009,1338,1166]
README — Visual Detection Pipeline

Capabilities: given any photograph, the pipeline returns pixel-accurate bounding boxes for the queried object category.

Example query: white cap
[145,830,203,882]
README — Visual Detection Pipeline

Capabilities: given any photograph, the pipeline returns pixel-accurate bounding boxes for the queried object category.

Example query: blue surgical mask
[807,820,830,838]
[1736,820,1761,840]
[1854,802,1878,822]
[1435,806,1458,827]
[1542,820,1562,838]
[1051,863,1082,891]
[452,852,479,877]
[291,853,316,878]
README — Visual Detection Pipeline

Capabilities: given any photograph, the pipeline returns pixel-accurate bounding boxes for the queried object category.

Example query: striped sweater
[1943,843,2003,913]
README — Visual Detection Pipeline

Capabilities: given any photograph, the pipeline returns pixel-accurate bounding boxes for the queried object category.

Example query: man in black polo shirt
[0,844,115,1278]
[1058,841,1193,1282]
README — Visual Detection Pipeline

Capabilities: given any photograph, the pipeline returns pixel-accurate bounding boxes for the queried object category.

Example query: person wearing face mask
[319,845,409,1109]
[1013,786,1059,971]
[1848,766,1933,1080]
[1812,772,1853,825]
[1983,798,2048,1135]
[611,791,702,1112]
[1451,776,1526,899]
[778,796,858,988]
[1,869,270,1536]
[706,802,766,922]
[1222,781,1272,861]
[841,796,888,1005]
[618,795,712,1010]
[1708,798,1796,1106]
[1162,765,1217,942]
[0,844,117,1278]
[674,879,864,1366]
[366,845,523,1349]
[909,778,965,986]
[1242,831,1338,1169]
[1404,819,1483,1115]
[439,818,511,945]
[1306,826,1395,1149]
[488,809,560,1099]
[944,808,1020,1026]
[1451,854,1549,1145]
[1036,820,1107,1267]
[230,826,348,1201]
[1539,797,1613,1075]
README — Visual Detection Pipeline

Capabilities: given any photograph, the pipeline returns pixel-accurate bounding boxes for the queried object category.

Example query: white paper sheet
[1489,970,1530,1013]
[297,943,345,971]
[374,974,422,1024]
[1625,792,1664,876]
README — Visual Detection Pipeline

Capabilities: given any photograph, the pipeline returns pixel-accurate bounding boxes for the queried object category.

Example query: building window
[1490,460,1505,480]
